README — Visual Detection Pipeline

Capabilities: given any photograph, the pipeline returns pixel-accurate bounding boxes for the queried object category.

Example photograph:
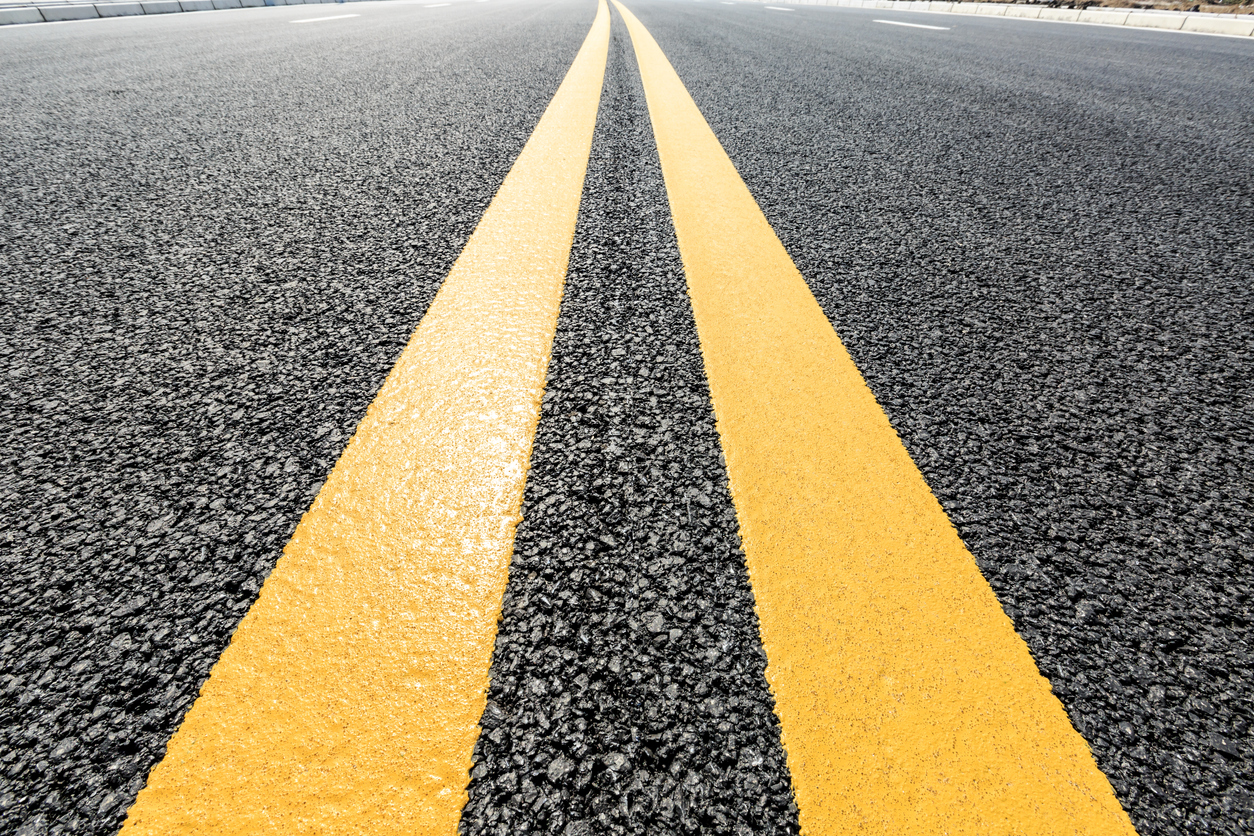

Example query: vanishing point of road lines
[113,1,1137,834]
[7,0,1251,835]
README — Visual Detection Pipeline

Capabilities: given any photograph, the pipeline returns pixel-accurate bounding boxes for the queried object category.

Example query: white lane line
[425,2,450,5]
[874,18,951,29]
[291,13,359,22]
[765,5,795,9]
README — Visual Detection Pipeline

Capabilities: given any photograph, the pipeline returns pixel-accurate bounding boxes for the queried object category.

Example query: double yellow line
[123,2,1138,834]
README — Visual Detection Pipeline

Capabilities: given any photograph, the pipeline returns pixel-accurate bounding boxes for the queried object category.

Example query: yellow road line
[612,3,1137,833]
[120,3,609,833]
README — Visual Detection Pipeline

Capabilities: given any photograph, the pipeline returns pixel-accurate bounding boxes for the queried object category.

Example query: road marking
[291,12,359,22]
[612,1,1139,833]
[119,2,609,835]
[764,5,795,9]
[875,18,951,29]
[426,3,451,6]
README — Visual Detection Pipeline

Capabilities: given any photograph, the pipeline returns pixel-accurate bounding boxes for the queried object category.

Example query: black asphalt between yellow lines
[461,14,798,835]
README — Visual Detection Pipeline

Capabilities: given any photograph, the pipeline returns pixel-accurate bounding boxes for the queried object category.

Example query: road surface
[1,1,1251,834]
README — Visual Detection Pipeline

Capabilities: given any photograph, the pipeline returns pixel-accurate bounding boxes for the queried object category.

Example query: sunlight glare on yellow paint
[119,2,610,834]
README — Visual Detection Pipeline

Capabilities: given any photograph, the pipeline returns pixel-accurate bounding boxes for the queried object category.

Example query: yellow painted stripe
[120,3,610,834]
[612,3,1138,834]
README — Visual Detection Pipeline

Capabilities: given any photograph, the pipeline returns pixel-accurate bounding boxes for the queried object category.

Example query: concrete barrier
[1037,6,1082,21]
[1005,5,1043,17]
[0,6,44,21]
[1124,10,1186,28]
[39,3,98,18]
[1181,13,1254,34]
[140,0,181,12]
[211,0,242,8]
[179,0,213,9]
[96,1,144,14]
[1078,7,1129,24]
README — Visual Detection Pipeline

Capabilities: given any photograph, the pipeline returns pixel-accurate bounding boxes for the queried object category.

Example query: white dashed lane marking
[875,18,951,29]
[291,13,359,23]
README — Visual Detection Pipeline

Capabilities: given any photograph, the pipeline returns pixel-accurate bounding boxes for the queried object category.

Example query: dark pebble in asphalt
[636,5,1254,834]
[0,7,588,834]
[460,23,798,836]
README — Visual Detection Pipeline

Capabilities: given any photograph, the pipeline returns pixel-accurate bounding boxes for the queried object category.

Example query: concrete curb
[38,3,98,19]
[754,0,1254,37]
[97,2,144,15]
[0,0,365,25]
[0,6,45,21]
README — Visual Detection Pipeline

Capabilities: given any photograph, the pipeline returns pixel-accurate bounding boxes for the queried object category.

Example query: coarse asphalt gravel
[632,3,1254,834]
[2,2,1252,835]
[0,3,589,833]
[460,23,797,836]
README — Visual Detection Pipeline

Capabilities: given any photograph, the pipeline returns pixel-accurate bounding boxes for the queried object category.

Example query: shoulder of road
[3,0,1252,36]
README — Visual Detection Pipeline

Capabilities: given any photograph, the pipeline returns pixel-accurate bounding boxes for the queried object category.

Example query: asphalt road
[0,3,590,833]
[2,2,1252,835]
[633,3,1253,834]
[461,27,797,835]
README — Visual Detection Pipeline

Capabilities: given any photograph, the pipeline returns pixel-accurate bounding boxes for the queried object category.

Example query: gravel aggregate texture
[461,24,799,836]
[0,4,589,834]
[634,4,1254,834]
[5,2,1254,834]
